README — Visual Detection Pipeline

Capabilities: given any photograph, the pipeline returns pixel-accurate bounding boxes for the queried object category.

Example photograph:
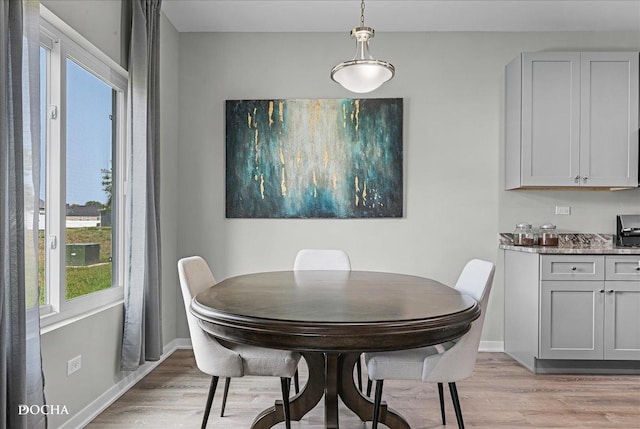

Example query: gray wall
[40,0,123,67]
[176,31,640,344]
[39,2,181,427]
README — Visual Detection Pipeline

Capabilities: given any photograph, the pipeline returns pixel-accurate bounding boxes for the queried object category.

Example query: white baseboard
[479,340,504,352]
[174,337,192,349]
[58,338,192,429]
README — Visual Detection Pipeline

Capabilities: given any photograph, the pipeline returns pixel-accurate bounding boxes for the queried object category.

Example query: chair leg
[438,382,446,425]
[372,380,384,429]
[280,377,292,429]
[356,357,363,391]
[448,382,465,429]
[201,376,219,429]
[366,378,373,397]
[220,377,231,417]
[293,369,300,394]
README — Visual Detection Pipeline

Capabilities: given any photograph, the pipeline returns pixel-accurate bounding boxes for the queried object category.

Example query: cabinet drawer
[541,255,604,281]
[605,256,640,281]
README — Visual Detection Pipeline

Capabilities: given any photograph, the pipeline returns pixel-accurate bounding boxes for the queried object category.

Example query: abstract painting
[226,98,403,218]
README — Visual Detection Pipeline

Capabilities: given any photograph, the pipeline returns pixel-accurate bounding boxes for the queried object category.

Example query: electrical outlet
[67,355,81,376]
[555,206,571,215]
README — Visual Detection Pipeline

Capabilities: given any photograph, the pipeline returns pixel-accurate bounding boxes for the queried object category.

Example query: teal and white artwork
[225,98,403,218]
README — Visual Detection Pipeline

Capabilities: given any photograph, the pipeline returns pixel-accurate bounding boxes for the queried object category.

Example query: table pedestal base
[251,352,410,429]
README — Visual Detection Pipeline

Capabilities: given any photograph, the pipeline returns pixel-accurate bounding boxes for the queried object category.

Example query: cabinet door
[580,52,639,187]
[521,52,581,187]
[604,282,640,360]
[540,281,604,359]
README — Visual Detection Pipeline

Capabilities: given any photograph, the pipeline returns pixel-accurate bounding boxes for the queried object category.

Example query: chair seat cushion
[365,342,455,381]
[227,342,301,378]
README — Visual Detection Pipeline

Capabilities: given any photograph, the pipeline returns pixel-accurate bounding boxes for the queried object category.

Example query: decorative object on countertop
[512,223,537,246]
[538,224,559,246]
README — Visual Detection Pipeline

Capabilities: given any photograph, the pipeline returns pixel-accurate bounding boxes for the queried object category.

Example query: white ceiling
[162,0,640,33]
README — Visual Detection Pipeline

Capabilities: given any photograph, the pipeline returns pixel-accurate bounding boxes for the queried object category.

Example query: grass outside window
[39,226,113,304]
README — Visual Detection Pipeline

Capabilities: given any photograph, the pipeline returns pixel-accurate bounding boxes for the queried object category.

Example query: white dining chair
[178,256,301,429]
[293,248,364,390]
[293,248,351,271]
[364,259,495,429]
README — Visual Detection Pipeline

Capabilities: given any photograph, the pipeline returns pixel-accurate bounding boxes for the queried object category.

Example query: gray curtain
[120,0,163,371]
[1,0,47,428]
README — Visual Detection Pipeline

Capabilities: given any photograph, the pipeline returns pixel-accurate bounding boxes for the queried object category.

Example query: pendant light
[331,0,395,93]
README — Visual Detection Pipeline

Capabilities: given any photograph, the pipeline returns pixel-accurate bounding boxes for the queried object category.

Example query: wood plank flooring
[87,350,640,428]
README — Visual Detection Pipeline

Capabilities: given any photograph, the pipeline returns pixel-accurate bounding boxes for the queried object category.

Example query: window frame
[39,9,128,329]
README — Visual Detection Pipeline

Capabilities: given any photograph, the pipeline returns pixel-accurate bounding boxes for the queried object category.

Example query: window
[39,14,127,327]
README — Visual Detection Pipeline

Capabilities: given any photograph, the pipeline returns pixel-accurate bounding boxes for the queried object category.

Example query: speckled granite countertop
[499,233,640,255]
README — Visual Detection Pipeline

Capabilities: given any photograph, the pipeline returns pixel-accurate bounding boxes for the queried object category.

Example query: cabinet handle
[582,176,588,183]
[635,266,640,271]
[571,266,577,271]
[574,175,580,183]
[599,289,605,293]
[607,289,614,294]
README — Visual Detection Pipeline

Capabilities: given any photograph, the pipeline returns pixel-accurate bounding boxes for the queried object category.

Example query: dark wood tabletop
[191,270,479,353]
[190,270,480,429]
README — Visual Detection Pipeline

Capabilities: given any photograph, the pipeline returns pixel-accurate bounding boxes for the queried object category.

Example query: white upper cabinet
[521,52,581,187]
[581,53,639,187]
[505,51,639,189]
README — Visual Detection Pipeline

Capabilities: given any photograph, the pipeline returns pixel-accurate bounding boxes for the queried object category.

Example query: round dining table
[190,270,480,429]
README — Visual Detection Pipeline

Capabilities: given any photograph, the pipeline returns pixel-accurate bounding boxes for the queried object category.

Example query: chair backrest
[293,249,351,271]
[422,259,495,383]
[454,258,494,314]
[178,256,216,360]
[178,256,241,375]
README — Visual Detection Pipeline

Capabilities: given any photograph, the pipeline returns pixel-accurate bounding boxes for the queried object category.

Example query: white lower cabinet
[540,280,605,360]
[504,252,640,372]
[604,256,640,360]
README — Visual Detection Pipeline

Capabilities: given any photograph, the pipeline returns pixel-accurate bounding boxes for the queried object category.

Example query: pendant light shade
[331,2,395,93]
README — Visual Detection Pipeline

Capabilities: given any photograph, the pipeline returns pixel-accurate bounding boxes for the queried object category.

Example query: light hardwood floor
[87,350,640,428]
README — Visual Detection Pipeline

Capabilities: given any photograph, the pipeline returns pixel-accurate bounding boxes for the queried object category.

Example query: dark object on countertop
[617,215,640,247]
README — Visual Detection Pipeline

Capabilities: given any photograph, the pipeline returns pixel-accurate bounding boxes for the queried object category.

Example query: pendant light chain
[360,0,366,27]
